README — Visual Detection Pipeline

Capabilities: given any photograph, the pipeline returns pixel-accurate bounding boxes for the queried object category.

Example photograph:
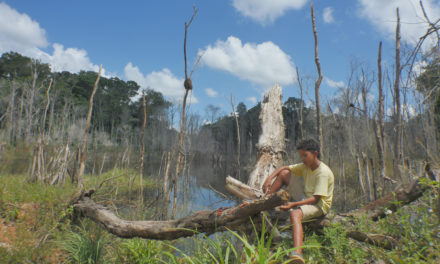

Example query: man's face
[298,149,318,168]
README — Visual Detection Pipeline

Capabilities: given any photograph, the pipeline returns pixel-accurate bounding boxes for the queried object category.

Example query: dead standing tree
[393,8,402,180]
[76,65,102,188]
[311,3,324,159]
[374,41,387,187]
[247,84,286,190]
[170,6,198,219]
[295,67,304,140]
[230,94,241,180]
[139,91,147,204]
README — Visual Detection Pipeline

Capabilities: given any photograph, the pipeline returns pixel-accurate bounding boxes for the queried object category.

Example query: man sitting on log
[262,139,334,264]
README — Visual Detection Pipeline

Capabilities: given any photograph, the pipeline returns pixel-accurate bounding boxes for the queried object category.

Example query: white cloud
[358,0,440,49]
[325,77,345,88]
[0,2,47,52]
[232,0,308,24]
[38,43,100,73]
[323,7,335,23]
[0,3,102,74]
[199,36,296,90]
[205,88,218,98]
[124,62,198,103]
[246,96,257,104]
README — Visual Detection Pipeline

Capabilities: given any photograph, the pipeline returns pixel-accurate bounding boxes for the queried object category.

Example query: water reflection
[167,162,237,219]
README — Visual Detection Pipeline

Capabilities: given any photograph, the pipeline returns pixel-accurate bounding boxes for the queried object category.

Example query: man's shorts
[289,204,323,221]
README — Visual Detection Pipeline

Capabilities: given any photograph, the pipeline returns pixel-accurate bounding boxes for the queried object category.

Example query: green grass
[62,221,108,264]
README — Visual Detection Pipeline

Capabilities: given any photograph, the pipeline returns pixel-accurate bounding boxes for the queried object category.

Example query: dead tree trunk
[296,67,304,140]
[311,3,324,158]
[77,65,102,188]
[370,158,378,201]
[170,6,198,219]
[230,95,241,180]
[247,84,286,190]
[374,41,387,186]
[162,152,172,220]
[393,8,402,180]
[139,91,147,203]
[356,155,366,195]
[362,152,372,202]
[7,79,17,145]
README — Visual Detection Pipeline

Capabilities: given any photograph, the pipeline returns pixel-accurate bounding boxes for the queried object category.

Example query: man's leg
[289,208,304,254]
[266,168,291,194]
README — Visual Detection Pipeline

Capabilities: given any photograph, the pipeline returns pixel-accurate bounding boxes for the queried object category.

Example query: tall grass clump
[115,238,168,264]
[62,221,108,264]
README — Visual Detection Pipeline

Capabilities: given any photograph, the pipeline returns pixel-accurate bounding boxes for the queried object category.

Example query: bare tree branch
[311,2,324,158]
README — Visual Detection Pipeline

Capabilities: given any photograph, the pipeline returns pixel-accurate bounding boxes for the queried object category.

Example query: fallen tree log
[72,188,289,240]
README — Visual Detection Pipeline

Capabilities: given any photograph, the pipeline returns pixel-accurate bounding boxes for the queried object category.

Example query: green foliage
[115,238,167,264]
[305,223,367,264]
[0,52,37,79]
[62,222,108,264]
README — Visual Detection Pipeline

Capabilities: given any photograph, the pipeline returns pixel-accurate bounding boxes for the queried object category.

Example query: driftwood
[73,188,289,240]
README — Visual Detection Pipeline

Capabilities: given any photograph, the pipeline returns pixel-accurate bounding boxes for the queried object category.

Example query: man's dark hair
[296,139,320,159]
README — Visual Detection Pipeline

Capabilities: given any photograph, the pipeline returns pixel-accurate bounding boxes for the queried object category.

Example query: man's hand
[262,181,272,194]
[279,202,297,211]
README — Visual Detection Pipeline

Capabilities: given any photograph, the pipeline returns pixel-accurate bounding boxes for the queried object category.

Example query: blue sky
[1,0,439,117]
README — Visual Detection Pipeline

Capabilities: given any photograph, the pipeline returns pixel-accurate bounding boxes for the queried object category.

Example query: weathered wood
[78,65,102,187]
[73,189,289,240]
[225,176,264,200]
[247,83,285,190]
[311,2,324,158]
[393,8,402,180]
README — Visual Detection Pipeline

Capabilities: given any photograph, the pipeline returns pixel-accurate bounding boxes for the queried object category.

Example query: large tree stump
[247,83,286,190]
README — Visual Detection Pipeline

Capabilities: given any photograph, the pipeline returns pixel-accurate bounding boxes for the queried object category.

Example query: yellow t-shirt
[288,162,334,214]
